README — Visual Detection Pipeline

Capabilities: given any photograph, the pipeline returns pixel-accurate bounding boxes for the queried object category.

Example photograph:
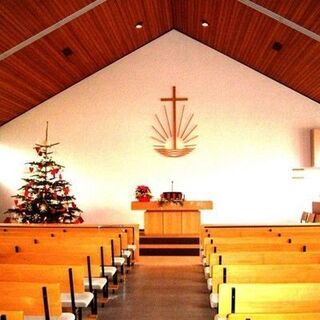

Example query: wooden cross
[161,86,188,150]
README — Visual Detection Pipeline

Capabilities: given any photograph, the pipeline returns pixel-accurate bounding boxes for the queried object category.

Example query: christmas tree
[5,123,83,224]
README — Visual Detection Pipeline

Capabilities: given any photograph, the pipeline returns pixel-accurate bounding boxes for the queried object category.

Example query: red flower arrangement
[135,185,153,202]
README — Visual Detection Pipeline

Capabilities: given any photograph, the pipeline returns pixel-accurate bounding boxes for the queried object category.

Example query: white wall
[1,30,320,226]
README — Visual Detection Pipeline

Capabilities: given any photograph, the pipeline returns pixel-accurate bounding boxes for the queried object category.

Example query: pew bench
[0,311,23,320]
[206,251,320,284]
[0,246,118,289]
[209,264,320,308]
[215,283,320,320]
[203,243,317,278]
[0,233,126,280]
[0,282,74,320]
[0,223,139,262]
[0,264,94,319]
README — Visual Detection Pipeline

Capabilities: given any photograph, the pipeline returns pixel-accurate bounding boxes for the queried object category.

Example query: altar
[131,200,213,235]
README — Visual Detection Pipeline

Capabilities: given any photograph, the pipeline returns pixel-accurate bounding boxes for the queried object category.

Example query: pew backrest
[0,282,63,316]
[209,252,320,267]
[0,264,87,292]
[0,311,23,320]
[218,283,320,317]
[212,264,320,293]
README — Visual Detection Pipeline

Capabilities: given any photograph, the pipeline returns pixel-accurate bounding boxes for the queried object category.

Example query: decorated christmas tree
[5,123,83,224]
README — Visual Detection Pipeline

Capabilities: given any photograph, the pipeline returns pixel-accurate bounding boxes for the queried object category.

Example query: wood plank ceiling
[0,0,319,126]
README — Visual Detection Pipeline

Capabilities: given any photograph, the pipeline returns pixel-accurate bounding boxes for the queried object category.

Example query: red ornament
[14,199,18,206]
[53,191,58,200]
[35,147,41,154]
[51,168,58,175]
[74,216,84,224]
[29,167,34,173]
[38,163,43,169]
[24,189,29,197]
[72,202,77,208]
[63,187,70,195]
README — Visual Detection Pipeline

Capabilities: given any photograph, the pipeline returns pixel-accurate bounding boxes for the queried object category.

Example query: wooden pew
[0,245,118,288]
[227,313,320,320]
[202,237,290,263]
[0,223,140,261]
[0,231,128,273]
[0,282,74,319]
[216,283,320,320]
[206,251,320,280]
[209,264,320,308]
[201,225,320,248]
[204,242,319,256]
[0,231,128,281]
[203,242,315,269]
[202,236,320,264]
[0,312,23,320]
[209,251,320,266]
[0,264,94,318]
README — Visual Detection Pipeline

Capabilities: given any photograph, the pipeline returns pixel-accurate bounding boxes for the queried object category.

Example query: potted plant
[135,185,153,202]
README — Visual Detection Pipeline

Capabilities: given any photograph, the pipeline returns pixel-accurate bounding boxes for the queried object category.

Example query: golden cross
[161,86,188,150]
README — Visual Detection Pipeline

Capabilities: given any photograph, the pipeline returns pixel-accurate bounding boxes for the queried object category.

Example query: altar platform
[132,200,213,256]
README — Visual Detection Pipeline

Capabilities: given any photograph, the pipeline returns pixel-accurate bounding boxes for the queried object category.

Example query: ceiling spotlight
[201,20,209,27]
[135,22,143,29]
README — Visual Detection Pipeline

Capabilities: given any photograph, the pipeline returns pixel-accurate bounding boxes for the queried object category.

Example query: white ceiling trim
[0,0,106,61]
[238,0,320,42]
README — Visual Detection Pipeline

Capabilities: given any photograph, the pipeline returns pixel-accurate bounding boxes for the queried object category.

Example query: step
[140,237,199,245]
[139,234,200,256]
[139,248,199,256]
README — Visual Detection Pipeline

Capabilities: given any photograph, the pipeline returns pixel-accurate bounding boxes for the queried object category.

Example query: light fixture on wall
[135,22,143,29]
[201,20,209,27]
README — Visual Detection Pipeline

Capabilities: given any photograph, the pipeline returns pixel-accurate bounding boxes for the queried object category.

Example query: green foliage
[5,142,83,224]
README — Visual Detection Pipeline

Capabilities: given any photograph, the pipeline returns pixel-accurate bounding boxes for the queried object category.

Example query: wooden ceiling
[0,0,319,126]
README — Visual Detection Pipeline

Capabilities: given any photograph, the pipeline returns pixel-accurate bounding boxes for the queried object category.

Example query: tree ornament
[38,201,49,214]
[63,187,70,195]
[29,167,34,173]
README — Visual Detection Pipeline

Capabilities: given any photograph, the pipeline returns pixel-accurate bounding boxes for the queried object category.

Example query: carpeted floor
[88,260,214,319]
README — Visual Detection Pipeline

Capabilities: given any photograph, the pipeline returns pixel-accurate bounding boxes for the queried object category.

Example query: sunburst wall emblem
[151,86,198,157]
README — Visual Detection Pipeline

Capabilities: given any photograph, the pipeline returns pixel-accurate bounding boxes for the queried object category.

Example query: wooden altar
[131,201,213,235]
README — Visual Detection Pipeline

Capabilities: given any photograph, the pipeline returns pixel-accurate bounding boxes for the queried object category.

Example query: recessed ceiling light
[201,20,209,27]
[135,22,143,29]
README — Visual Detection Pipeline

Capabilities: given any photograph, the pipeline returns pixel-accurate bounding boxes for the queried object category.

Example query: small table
[131,200,213,235]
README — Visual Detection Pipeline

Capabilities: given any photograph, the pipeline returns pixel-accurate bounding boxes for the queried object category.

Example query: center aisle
[100,258,214,319]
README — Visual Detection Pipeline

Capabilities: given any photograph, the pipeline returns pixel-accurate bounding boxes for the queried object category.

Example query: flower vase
[138,196,150,202]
